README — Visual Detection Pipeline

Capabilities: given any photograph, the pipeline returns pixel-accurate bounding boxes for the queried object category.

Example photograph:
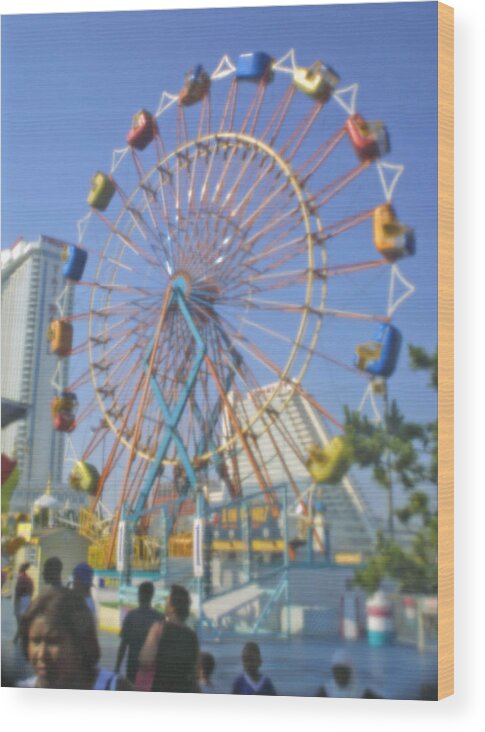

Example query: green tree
[344,398,425,538]
[348,345,438,596]
[409,345,438,483]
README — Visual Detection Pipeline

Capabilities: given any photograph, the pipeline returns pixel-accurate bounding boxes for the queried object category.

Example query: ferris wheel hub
[171,271,192,298]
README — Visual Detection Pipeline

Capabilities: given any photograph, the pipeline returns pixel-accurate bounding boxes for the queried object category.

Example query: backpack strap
[94,669,119,690]
[104,672,118,690]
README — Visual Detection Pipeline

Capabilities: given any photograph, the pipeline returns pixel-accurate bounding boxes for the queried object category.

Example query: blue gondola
[236,52,273,82]
[355,323,402,378]
[63,245,88,281]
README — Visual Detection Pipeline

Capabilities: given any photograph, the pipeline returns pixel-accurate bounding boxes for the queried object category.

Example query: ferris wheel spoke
[186,104,210,215]
[313,160,371,208]
[233,259,388,298]
[212,231,304,295]
[131,150,169,241]
[115,285,174,518]
[233,296,387,324]
[214,325,322,482]
[95,244,169,289]
[91,306,159,394]
[238,175,296,233]
[189,93,213,198]
[205,353,273,500]
[177,103,189,148]
[88,298,160,324]
[226,328,343,429]
[75,394,104,427]
[89,306,156,348]
[186,143,275,278]
[323,206,376,240]
[230,357,308,493]
[154,136,179,234]
[262,84,297,147]
[239,203,303,254]
[93,319,154,378]
[219,77,238,132]
[297,126,347,183]
[239,316,365,377]
[110,183,151,243]
[84,280,159,298]
[244,232,308,268]
[89,297,161,331]
[126,201,175,268]
[207,145,267,234]
[93,209,162,270]
[115,186,176,271]
[225,268,309,298]
[197,136,220,209]
[67,366,93,392]
[222,150,288,226]
[131,172,182,269]
[125,453,152,513]
[278,100,324,162]
[101,363,158,553]
[106,352,156,428]
[101,401,142,475]
[81,422,110,462]
[240,77,269,136]
[209,139,245,210]
[221,208,295,287]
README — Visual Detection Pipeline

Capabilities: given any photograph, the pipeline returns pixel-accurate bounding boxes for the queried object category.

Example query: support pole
[283,482,291,637]
[241,501,251,583]
[159,506,168,578]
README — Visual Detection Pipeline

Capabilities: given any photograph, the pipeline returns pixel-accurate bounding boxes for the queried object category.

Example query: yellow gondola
[373,204,415,260]
[87,172,116,211]
[47,319,73,356]
[293,61,339,102]
[306,437,352,485]
[69,461,100,495]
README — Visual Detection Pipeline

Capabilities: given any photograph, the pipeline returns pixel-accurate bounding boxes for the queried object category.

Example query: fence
[392,594,438,652]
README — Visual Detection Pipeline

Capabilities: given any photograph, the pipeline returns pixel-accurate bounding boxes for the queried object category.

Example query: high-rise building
[1,236,74,510]
[224,382,376,557]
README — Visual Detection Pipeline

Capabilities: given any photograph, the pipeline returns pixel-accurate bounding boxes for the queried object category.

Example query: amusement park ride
[45,50,415,615]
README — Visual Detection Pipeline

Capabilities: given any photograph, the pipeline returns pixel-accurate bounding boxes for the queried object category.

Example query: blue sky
[2,3,438,512]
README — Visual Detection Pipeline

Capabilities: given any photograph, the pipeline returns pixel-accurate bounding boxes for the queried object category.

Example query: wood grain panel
[438,0,454,701]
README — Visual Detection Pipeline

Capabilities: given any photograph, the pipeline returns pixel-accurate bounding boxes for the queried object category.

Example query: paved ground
[1,596,436,698]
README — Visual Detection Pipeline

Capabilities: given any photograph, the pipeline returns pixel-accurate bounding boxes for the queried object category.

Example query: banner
[116,520,126,572]
[193,518,203,578]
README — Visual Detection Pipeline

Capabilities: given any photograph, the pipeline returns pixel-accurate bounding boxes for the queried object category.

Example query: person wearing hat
[72,562,96,621]
[316,648,381,699]
[13,562,34,642]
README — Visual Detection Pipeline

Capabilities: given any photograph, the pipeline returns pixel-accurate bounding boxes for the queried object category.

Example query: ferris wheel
[50,50,415,556]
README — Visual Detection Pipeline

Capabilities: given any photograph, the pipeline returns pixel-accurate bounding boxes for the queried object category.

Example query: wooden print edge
[437,0,454,701]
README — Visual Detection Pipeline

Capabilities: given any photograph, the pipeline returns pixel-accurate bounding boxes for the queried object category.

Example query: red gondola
[126,109,156,151]
[346,113,389,161]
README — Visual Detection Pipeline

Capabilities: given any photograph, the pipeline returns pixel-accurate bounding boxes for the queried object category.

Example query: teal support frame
[122,278,206,585]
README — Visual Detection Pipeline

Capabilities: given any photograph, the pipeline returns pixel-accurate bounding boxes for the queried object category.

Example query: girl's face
[28,615,79,688]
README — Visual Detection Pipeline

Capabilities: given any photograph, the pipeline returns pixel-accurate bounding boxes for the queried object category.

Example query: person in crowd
[138,583,199,693]
[42,556,63,591]
[198,652,217,693]
[115,581,164,684]
[72,562,96,620]
[316,648,381,698]
[17,588,131,690]
[13,562,34,642]
[232,642,277,695]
